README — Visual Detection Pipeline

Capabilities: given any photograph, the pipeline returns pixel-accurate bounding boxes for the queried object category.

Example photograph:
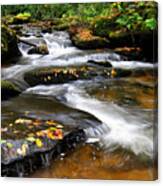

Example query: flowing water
[1,29,157,179]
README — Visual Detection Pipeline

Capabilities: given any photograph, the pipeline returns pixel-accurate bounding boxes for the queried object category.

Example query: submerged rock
[1,80,21,100]
[1,24,21,64]
[24,66,112,86]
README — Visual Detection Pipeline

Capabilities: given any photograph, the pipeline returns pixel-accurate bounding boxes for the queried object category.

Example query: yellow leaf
[46,120,57,125]
[35,138,43,148]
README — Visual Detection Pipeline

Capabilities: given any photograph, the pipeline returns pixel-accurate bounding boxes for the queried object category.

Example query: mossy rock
[1,80,21,100]
[1,24,21,64]
[109,29,158,62]
[70,28,109,49]
[24,66,112,86]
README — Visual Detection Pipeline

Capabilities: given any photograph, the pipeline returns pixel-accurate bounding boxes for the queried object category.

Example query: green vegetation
[2,2,157,31]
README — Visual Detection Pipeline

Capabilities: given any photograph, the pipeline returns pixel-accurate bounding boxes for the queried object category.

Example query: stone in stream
[1,24,22,64]
[1,80,21,100]
[28,44,49,55]
[24,66,112,86]
[19,37,49,55]
[1,93,102,177]
[69,27,110,49]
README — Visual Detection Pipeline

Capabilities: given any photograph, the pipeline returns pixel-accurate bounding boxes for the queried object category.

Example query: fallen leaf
[35,138,43,148]
[26,137,36,142]
[46,120,58,125]
[6,142,14,148]
[15,118,32,125]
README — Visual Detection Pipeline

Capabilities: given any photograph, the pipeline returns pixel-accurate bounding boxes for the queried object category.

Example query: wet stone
[24,66,112,86]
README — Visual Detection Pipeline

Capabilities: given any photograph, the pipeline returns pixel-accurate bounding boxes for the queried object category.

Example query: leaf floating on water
[35,138,43,148]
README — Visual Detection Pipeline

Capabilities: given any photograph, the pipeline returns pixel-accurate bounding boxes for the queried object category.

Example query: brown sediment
[30,144,156,180]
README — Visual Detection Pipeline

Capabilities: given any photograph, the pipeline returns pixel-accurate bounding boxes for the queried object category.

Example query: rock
[87,60,112,68]
[1,24,21,64]
[109,29,158,62]
[28,44,49,55]
[24,66,112,86]
[113,47,143,61]
[1,127,86,176]
[1,80,21,100]
[69,27,109,49]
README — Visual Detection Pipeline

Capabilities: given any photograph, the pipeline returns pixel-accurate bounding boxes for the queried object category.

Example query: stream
[1,29,157,180]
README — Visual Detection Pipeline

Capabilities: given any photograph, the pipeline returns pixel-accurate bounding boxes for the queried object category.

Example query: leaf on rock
[46,120,58,125]
[15,118,32,125]
[35,138,43,148]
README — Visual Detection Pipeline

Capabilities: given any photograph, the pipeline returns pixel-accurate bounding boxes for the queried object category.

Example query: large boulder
[1,80,21,100]
[1,24,21,64]
[69,27,109,49]
[108,29,158,62]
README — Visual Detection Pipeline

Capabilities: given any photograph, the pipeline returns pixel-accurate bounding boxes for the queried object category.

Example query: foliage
[1,2,157,33]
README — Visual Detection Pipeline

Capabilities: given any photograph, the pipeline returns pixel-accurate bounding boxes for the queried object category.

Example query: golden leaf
[35,138,43,148]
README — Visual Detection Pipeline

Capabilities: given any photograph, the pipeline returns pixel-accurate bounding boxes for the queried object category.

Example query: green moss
[1,24,21,64]
[1,80,21,100]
